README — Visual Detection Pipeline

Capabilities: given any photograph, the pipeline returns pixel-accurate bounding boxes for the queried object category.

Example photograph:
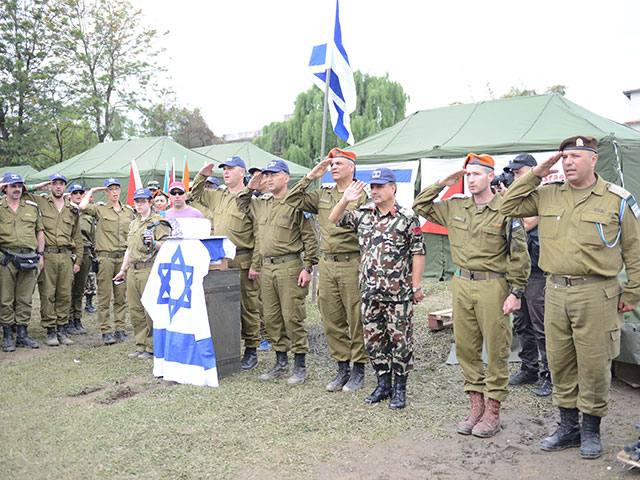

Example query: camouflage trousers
[361,299,414,376]
[84,272,96,296]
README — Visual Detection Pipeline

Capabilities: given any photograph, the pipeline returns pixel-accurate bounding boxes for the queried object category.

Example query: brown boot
[457,391,485,435]
[472,398,501,438]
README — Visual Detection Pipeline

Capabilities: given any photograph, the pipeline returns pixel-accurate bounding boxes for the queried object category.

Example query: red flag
[125,159,142,206]
[421,178,464,235]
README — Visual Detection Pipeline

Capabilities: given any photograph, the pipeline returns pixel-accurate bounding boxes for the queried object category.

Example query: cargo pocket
[448,220,468,247]
[538,208,564,240]
[580,211,618,246]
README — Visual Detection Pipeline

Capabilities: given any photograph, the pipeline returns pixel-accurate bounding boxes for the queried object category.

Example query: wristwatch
[412,286,423,293]
[511,289,523,299]
[304,266,312,273]
[36,251,44,257]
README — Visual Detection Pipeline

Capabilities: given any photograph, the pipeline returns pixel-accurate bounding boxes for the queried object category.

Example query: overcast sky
[132,0,640,137]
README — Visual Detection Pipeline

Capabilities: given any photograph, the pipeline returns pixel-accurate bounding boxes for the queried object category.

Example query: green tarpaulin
[0,165,39,181]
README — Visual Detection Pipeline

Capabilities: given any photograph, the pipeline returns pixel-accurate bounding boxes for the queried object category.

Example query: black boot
[509,366,538,385]
[241,347,258,370]
[2,325,16,352]
[533,372,553,397]
[16,325,40,349]
[389,373,407,410]
[74,318,88,334]
[46,327,60,347]
[343,362,365,392]
[580,413,602,459]
[84,294,97,313]
[364,372,392,404]
[65,320,80,335]
[540,407,581,451]
[259,351,291,381]
[114,330,128,342]
[102,332,116,345]
[57,325,75,345]
[287,353,307,386]
[326,361,350,392]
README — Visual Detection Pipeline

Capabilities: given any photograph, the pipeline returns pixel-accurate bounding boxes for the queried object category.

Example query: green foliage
[140,102,221,148]
[500,83,567,98]
[254,71,408,165]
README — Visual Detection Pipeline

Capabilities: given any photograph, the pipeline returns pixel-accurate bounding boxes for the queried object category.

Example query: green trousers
[70,250,92,320]
[229,253,261,349]
[96,254,127,333]
[451,274,512,402]
[38,251,74,328]
[0,262,37,326]
[127,265,153,353]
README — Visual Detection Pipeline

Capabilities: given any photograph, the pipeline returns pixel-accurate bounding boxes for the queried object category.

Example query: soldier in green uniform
[113,188,171,359]
[238,159,319,385]
[28,174,83,347]
[413,153,530,437]
[500,135,640,459]
[329,168,426,409]
[0,173,44,352]
[66,183,94,334]
[283,148,369,392]
[80,178,135,345]
[189,157,263,371]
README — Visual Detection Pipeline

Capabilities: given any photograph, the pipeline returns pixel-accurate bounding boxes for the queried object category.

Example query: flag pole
[319,66,331,164]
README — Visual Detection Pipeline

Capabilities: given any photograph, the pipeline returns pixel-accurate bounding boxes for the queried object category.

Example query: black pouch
[11,253,39,271]
[91,257,99,273]
[0,253,10,267]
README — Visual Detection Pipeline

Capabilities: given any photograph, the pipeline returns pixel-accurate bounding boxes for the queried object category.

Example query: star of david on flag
[156,246,194,321]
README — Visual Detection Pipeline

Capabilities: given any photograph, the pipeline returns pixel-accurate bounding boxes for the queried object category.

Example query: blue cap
[248,167,263,175]
[369,168,396,185]
[68,183,84,193]
[263,159,290,174]
[2,172,24,185]
[219,156,246,169]
[49,173,67,183]
[104,177,120,187]
[133,187,153,200]
[206,176,220,186]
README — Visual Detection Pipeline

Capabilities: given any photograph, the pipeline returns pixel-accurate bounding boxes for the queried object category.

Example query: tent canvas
[0,165,39,181]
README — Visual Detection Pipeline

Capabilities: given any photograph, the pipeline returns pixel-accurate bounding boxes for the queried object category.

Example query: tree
[254,71,408,165]
[501,84,567,98]
[140,102,222,147]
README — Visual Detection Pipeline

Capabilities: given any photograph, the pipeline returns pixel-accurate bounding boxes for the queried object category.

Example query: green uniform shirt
[236,187,319,269]
[25,193,83,265]
[499,171,640,305]
[0,197,43,250]
[126,213,172,263]
[83,201,134,253]
[79,212,96,248]
[413,182,530,290]
[283,175,369,254]
[189,173,261,271]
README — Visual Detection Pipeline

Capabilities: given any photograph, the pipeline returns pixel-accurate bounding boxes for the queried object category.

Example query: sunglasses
[71,191,85,195]
[169,190,185,196]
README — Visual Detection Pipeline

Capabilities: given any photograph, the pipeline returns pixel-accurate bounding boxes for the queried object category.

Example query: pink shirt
[164,206,204,220]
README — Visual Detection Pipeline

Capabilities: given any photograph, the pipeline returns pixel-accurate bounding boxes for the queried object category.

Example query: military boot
[287,353,307,386]
[457,391,485,435]
[114,330,128,342]
[46,327,60,347]
[509,367,538,385]
[472,398,501,438]
[326,361,350,392]
[364,372,392,404]
[102,332,116,345]
[241,347,258,370]
[389,373,407,410]
[259,351,291,381]
[65,320,80,335]
[73,318,88,334]
[2,325,16,352]
[84,294,97,313]
[16,325,40,349]
[540,407,580,451]
[343,362,365,392]
[580,413,603,459]
[533,372,553,397]
[57,325,75,345]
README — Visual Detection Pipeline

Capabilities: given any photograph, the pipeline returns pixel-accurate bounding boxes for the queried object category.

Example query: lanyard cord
[597,199,626,248]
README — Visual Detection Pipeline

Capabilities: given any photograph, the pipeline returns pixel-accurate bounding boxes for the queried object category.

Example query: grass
[0,280,553,479]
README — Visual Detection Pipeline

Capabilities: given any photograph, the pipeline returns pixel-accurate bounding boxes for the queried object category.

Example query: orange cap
[463,153,495,170]
[328,148,356,163]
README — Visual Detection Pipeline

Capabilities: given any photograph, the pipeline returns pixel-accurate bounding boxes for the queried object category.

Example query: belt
[235,249,253,256]
[44,247,70,254]
[458,269,505,281]
[263,253,300,264]
[3,248,34,254]
[548,274,610,287]
[323,252,360,262]
[132,260,154,270]
[97,251,125,259]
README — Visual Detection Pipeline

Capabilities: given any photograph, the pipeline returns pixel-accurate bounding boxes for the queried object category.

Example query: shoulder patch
[303,211,312,219]
[607,183,631,200]
[511,220,522,230]
[626,195,640,219]
[413,225,423,236]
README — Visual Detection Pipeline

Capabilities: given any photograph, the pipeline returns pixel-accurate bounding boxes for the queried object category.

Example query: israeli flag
[308,0,356,145]
[141,237,235,387]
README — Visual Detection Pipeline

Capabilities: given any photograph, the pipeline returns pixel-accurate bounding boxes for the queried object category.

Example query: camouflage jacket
[339,202,426,302]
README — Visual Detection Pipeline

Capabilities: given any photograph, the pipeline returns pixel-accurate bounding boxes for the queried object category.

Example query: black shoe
[74,319,88,334]
[259,351,291,381]
[343,362,365,392]
[84,294,97,313]
[580,413,602,459]
[114,330,128,343]
[65,320,80,335]
[56,325,75,345]
[389,374,407,410]
[364,372,392,404]
[540,407,581,451]
[46,327,60,347]
[241,347,258,370]
[287,353,307,386]
[102,332,116,345]
[2,325,16,352]
[509,367,538,385]
[326,361,350,392]
[15,325,40,349]
[533,375,553,397]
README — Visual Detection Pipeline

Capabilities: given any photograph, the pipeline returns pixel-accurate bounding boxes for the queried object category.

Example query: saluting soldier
[283,148,369,392]
[413,154,530,437]
[500,135,640,459]
[237,159,319,386]
[113,188,171,359]
[189,157,263,371]
[80,178,135,345]
[27,174,83,347]
[0,173,44,352]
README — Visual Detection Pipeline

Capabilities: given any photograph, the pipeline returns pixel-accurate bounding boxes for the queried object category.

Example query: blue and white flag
[308,0,356,145]
[141,237,235,387]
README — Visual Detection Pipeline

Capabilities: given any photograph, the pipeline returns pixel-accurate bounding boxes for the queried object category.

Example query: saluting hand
[439,169,466,187]
[247,172,264,191]
[199,162,215,176]
[343,180,366,203]
[32,181,51,191]
[532,152,561,179]
[307,158,332,180]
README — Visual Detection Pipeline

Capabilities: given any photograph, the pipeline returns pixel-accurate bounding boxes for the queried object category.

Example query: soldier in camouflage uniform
[329,168,426,409]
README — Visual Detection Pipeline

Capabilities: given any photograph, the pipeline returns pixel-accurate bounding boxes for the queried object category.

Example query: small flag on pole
[182,155,189,193]
[163,163,170,193]
[125,159,142,206]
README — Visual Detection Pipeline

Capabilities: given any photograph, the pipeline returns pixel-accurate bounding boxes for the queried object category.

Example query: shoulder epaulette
[259,193,273,200]
[25,200,38,208]
[40,193,50,199]
[607,183,632,200]
[96,201,106,206]
[360,201,376,210]
[125,204,134,211]
[449,193,469,199]
[321,184,335,189]
[398,206,415,217]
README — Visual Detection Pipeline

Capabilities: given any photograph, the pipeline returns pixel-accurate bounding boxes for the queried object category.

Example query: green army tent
[0,165,39,181]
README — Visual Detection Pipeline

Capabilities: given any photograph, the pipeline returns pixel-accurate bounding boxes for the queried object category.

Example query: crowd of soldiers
[1,135,637,461]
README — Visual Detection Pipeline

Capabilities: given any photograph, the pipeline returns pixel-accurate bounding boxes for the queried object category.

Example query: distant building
[623,89,640,131]
[222,130,262,143]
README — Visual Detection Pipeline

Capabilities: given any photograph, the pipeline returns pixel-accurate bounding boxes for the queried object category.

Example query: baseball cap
[263,159,290,174]
[369,167,396,185]
[49,173,67,183]
[133,187,153,200]
[2,172,24,185]
[248,167,263,175]
[168,181,186,193]
[219,156,246,169]
[504,154,537,172]
[104,177,120,187]
[68,183,85,194]
[464,153,495,170]
[147,180,160,190]
[206,176,220,186]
